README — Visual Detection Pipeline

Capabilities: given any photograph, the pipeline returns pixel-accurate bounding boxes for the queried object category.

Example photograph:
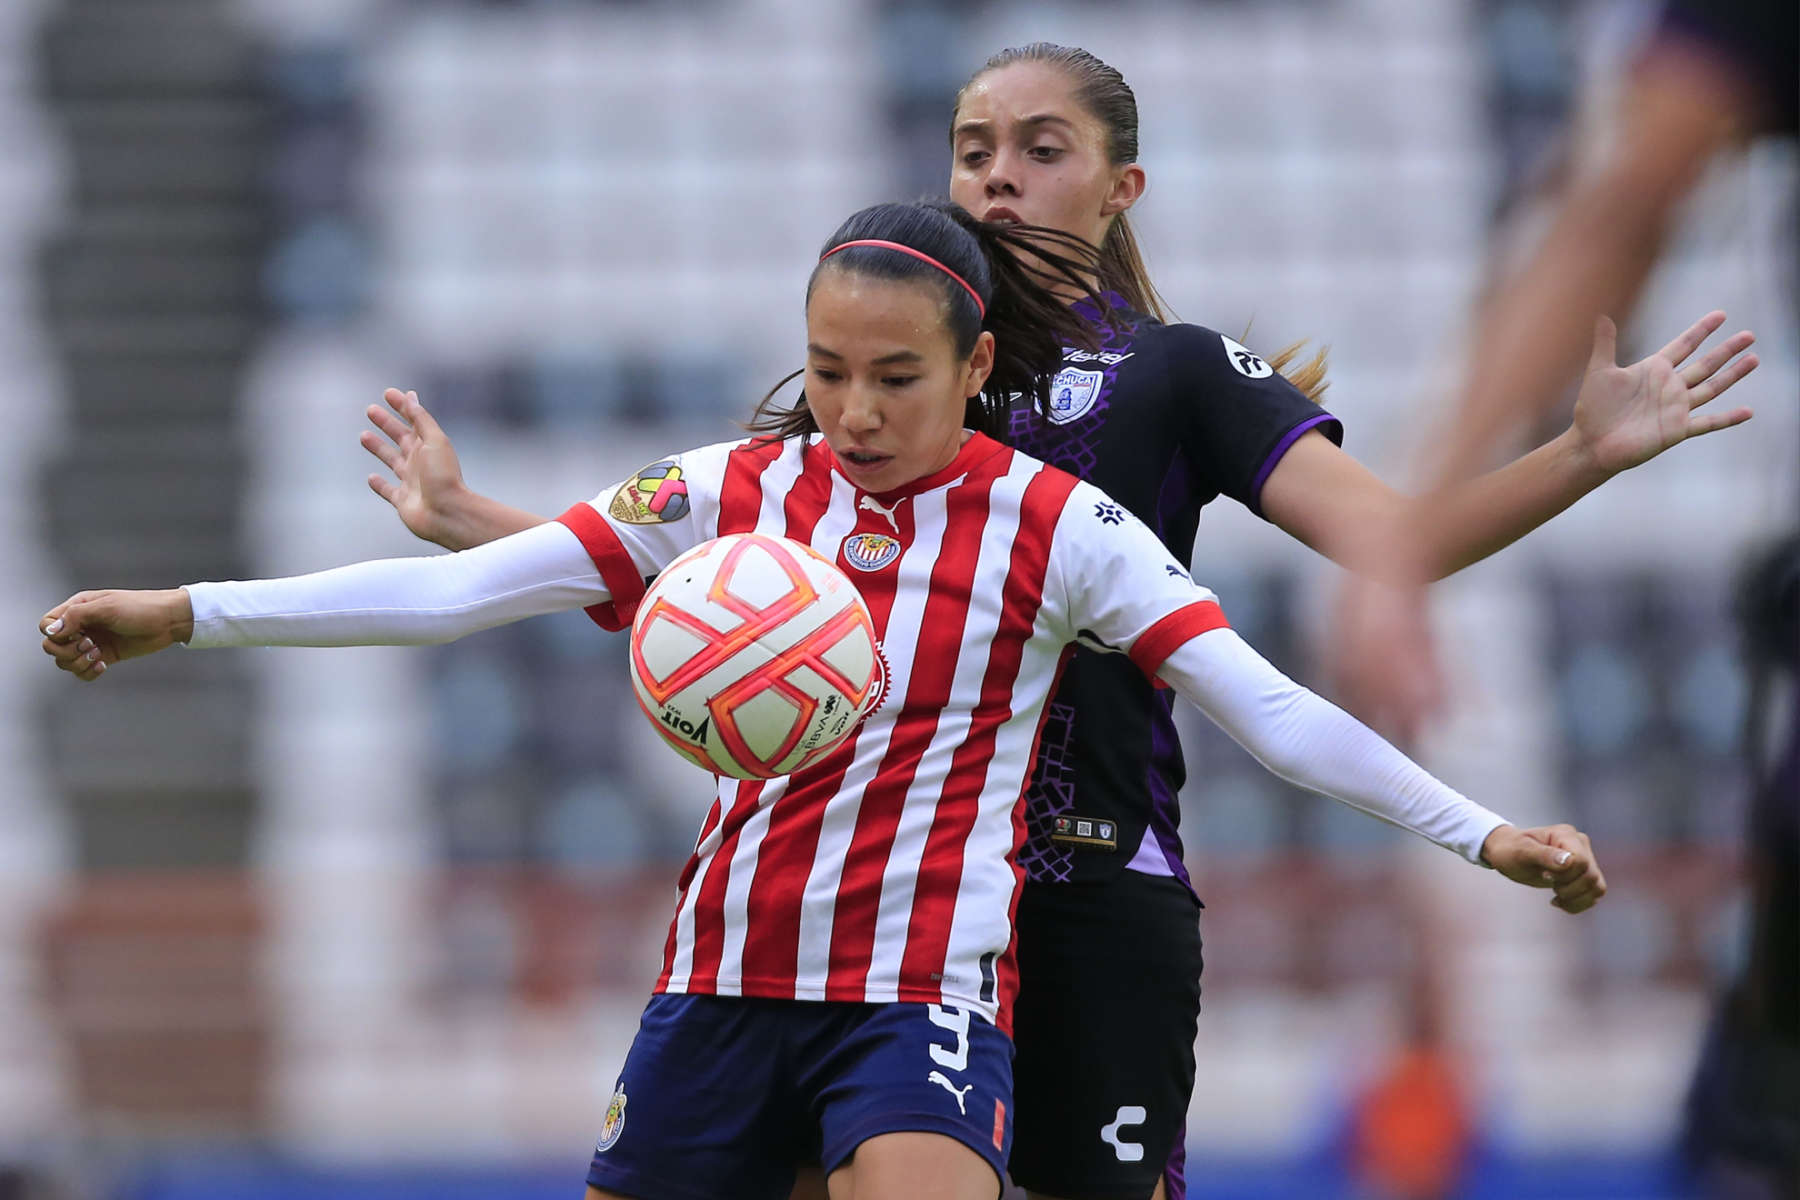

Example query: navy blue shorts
[585,993,1014,1200]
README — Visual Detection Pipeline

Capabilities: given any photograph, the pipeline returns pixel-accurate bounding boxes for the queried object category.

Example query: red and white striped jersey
[556,432,1226,1030]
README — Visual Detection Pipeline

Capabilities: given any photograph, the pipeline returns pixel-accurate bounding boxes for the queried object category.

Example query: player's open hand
[39,588,194,681]
[362,388,471,550]
[1573,311,1756,475]
[1480,823,1607,914]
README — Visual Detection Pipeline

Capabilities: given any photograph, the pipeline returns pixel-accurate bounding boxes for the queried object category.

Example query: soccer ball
[628,533,886,779]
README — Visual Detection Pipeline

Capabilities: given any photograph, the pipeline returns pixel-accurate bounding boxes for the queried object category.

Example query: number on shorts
[926,1003,969,1071]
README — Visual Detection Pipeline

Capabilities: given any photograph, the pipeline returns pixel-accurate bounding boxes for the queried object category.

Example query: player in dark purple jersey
[351,44,1756,1200]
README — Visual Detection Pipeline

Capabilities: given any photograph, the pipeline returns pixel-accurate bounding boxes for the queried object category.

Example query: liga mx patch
[1051,813,1118,851]
[1046,366,1105,424]
[595,1081,627,1152]
[842,531,902,572]
[609,459,690,524]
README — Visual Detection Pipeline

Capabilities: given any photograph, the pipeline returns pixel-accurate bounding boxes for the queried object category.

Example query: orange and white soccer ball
[628,533,886,779]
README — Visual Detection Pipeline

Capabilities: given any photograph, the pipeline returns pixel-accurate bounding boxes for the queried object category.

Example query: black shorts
[1008,871,1203,1199]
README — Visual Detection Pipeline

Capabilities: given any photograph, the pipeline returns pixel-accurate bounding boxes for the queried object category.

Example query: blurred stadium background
[0,0,1793,1197]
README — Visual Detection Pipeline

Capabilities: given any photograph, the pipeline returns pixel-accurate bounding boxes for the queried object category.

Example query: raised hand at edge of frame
[1572,310,1756,475]
[1480,823,1607,914]
[39,588,193,682]
[362,388,472,550]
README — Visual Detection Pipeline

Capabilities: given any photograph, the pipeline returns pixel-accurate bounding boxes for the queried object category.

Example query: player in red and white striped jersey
[559,427,1241,1028]
[40,200,1599,1200]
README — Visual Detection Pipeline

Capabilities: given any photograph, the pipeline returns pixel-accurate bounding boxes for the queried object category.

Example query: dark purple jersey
[1005,296,1342,886]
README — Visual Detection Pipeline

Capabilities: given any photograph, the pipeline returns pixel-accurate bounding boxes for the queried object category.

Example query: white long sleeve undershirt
[184,526,1507,863]
[1157,628,1508,864]
[185,521,608,648]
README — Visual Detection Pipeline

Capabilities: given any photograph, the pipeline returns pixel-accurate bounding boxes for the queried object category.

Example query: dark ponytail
[748,199,1103,440]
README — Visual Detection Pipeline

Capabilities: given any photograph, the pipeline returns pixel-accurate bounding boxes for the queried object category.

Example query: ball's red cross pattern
[631,534,882,778]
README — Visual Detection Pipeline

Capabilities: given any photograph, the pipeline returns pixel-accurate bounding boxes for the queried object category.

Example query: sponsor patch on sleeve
[1220,333,1272,379]
[609,459,690,524]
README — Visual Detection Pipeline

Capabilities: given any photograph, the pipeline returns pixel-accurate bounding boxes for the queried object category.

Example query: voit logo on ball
[658,708,711,745]
[842,531,902,572]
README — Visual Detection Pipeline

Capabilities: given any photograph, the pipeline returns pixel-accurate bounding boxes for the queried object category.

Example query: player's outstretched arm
[39,522,611,680]
[362,387,550,551]
[1262,310,1756,584]
[1403,309,1756,578]
[1156,626,1605,913]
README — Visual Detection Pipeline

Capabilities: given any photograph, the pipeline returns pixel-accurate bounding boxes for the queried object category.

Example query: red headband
[818,239,987,319]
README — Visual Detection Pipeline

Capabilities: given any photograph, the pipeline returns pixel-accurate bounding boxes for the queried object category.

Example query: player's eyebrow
[952,113,1077,139]
[807,344,925,366]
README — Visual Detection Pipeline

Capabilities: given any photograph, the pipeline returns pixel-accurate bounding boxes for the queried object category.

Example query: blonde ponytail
[1265,341,1331,404]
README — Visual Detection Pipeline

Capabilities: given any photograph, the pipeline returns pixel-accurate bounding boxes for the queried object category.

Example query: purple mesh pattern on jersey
[1016,699,1079,883]
[1009,302,1142,884]
[1005,300,1137,481]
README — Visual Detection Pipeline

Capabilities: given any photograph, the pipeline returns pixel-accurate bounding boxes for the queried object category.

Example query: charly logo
[609,459,690,524]
[1101,1105,1146,1162]
[842,531,902,572]
[596,1082,628,1152]
[1046,366,1105,424]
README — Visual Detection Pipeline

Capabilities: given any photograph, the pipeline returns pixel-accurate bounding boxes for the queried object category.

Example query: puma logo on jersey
[1101,1105,1146,1162]
[858,494,902,533]
[927,1071,972,1115]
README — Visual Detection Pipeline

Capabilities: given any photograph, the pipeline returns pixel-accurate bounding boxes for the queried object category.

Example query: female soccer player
[43,200,1605,1200]
[355,44,1756,1200]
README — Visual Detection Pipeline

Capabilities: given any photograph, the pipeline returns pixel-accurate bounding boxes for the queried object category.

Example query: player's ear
[1101,163,1145,218]
[964,330,996,397]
